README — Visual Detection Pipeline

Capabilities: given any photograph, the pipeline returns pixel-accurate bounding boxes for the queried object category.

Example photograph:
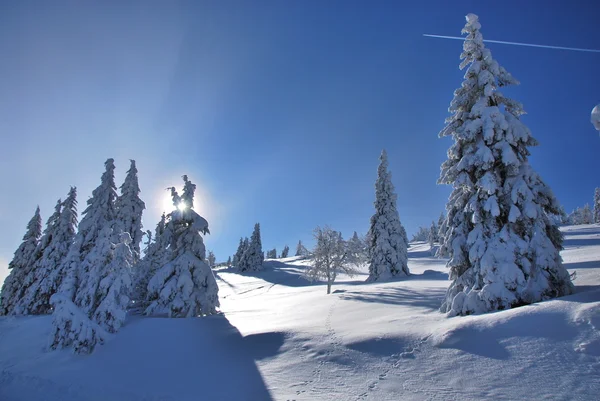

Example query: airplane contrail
[423,34,600,53]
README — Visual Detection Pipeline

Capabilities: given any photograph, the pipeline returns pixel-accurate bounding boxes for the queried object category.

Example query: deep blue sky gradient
[0,1,598,283]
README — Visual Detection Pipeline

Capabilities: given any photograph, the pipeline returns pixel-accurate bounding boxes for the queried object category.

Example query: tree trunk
[327,281,332,294]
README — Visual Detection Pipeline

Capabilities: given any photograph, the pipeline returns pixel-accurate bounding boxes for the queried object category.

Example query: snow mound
[432,287,600,358]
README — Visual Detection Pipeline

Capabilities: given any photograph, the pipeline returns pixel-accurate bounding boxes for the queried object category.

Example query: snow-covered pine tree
[49,292,109,354]
[133,213,170,307]
[77,159,118,260]
[438,14,573,316]
[305,226,359,294]
[436,212,447,257]
[227,256,232,266]
[281,245,290,258]
[437,212,445,229]
[50,159,119,353]
[581,204,593,224]
[240,223,263,272]
[207,251,216,268]
[74,225,114,316]
[428,221,437,254]
[232,237,245,267]
[366,150,409,281]
[145,176,219,317]
[567,208,581,225]
[0,206,42,315]
[295,240,308,257]
[594,188,600,224]
[114,160,146,262]
[237,237,250,270]
[73,159,119,316]
[348,231,367,264]
[15,199,64,315]
[93,232,133,333]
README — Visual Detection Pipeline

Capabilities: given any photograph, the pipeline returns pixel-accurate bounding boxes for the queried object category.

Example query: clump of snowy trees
[0,159,219,354]
[366,150,409,281]
[567,205,593,225]
[437,14,573,316]
[232,223,264,271]
[565,189,600,225]
[410,213,445,246]
[411,226,431,243]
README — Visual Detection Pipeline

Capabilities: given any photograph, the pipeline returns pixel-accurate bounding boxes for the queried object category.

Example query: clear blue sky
[0,1,598,283]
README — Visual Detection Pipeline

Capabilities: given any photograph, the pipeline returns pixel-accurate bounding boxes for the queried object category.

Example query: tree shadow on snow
[563,260,600,270]
[562,236,600,248]
[561,225,600,236]
[339,286,446,311]
[407,248,436,259]
[574,284,600,295]
[407,270,449,281]
[222,260,318,288]
[57,314,281,401]
[346,337,409,357]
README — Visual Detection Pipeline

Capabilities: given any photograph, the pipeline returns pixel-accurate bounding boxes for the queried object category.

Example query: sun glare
[177,202,187,212]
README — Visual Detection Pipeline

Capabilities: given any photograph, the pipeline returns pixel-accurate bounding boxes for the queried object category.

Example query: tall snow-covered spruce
[145,175,219,317]
[115,160,146,261]
[50,159,120,353]
[73,159,119,316]
[295,240,308,257]
[438,14,573,316]
[232,237,245,267]
[366,150,409,281]
[0,207,42,315]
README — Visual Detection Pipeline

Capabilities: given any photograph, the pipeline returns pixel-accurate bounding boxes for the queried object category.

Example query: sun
[177,202,187,212]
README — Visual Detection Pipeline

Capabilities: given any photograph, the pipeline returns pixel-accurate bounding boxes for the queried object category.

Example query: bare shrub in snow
[305,226,360,294]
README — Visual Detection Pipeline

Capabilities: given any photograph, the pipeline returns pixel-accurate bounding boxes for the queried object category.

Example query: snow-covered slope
[1,226,599,400]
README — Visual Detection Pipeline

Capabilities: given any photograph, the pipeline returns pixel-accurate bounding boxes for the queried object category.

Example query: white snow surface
[1,225,599,400]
